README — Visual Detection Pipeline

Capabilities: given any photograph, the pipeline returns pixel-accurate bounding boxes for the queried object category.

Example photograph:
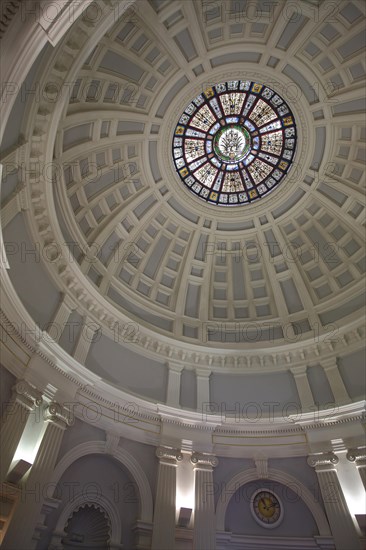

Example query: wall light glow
[336,450,366,535]
[12,412,47,470]
[176,452,195,525]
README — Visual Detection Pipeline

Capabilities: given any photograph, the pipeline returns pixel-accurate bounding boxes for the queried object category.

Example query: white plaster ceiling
[2,0,366,356]
[55,0,365,343]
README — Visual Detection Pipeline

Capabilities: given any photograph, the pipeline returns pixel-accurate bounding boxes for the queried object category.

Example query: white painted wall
[86,335,168,403]
[3,213,60,327]
[0,364,16,413]
[210,371,301,418]
[225,479,319,537]
[338,349,366,401]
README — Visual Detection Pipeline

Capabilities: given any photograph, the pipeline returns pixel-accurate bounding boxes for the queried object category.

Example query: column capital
[196,368,212,379]
[60,292,77,311]
[290,365,308,376]
[321,357,338,370]
[307,452,339,470]
[191,452,219,468]
[167,361,184,373]
[44,402,71,430]
[13,380,43,410]
[156,446,183,462]
[347,447,366,466]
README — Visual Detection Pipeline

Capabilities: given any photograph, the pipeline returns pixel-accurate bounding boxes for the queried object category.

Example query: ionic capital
[155,446,183,463]
[191,452,219,468]
[307,452,339,470]
[347,447,366,466]
[13,380,43,410]
[44,402,72,429]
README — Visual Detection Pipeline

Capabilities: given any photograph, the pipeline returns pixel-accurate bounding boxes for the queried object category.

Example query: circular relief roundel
[172,81,297,206]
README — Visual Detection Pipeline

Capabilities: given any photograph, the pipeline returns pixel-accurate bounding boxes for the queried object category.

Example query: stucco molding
[191,452,219,468]
[13,379,43,409]
[1,309,365,456]
[50,440,154,523]
[307,452,339,470]
[3,0,364,362]
[156,446,183,462]
[50,493,122,549]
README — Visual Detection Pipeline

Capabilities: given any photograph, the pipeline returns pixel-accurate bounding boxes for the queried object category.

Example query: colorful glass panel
[172,80,297,206]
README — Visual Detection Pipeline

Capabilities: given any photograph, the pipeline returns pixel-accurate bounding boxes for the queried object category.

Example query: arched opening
[62,503,111,549]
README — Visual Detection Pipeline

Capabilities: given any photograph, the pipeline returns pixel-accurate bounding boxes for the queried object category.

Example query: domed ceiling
[8,0,366,364]
[172,79,297,206]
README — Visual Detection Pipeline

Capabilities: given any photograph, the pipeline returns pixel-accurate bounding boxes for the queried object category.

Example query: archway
[216,467,331,536]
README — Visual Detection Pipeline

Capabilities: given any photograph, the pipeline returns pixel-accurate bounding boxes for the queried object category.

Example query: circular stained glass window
[172,80,297,206]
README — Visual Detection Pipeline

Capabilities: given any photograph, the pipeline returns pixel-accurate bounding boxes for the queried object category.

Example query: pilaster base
[132,520,153,550]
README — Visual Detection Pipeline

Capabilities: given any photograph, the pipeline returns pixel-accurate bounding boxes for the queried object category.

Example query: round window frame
[172,80,297,207]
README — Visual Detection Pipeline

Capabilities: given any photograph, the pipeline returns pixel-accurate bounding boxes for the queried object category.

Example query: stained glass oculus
[172,81,297,206]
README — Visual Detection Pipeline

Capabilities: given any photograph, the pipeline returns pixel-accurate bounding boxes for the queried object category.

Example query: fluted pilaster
[191,452,218,550]
[308,452,362,550]
[151,447,183,550]
[0,380,42,482]
[347,447,366,489]
[2,402,70,550]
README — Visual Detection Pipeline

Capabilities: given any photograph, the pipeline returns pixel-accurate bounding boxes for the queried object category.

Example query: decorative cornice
[1,308,365,447]
[191,452,219,468]
[307,452,339,470]
[1,305,365,452]
[1,296,365,377]
[289,400,366,430]
[156,446,183,462]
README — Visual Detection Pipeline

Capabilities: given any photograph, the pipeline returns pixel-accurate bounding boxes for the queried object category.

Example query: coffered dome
[1,0,365,375]
[0,5,365,549]
[40,0,365,354]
